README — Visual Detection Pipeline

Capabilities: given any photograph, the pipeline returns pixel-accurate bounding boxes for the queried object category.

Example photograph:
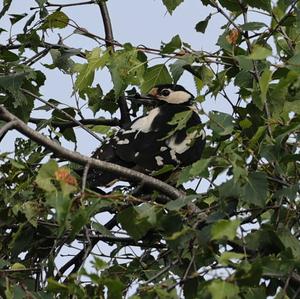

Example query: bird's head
[128,84,194,106]
[147,84,194,105]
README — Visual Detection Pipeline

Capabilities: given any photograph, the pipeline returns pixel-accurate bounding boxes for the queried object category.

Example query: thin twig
[81,163,90,192]
[21,89,103,143]
[144,259,179,285]
[30,1,95,10]
[29,117,120,129]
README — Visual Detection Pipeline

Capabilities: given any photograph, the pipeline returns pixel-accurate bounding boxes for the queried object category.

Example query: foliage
[0,0,300,298]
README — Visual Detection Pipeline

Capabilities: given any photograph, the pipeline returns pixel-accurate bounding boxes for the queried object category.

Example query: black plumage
[86,84,205,188]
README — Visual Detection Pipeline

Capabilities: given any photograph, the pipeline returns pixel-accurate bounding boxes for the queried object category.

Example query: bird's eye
[161,89,171,97]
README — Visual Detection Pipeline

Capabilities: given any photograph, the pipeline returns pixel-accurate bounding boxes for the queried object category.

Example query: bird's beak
[125,88,159,106]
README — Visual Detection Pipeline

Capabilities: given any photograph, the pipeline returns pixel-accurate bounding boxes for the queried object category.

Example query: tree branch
[96,1,132,126]
[22,89,103,143]
[29,117,120,129]
[0,120,18,142]
[0,105,183,199]
[97,0,115,51]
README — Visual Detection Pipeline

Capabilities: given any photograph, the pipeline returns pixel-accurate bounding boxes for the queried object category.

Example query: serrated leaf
[35,160,58,192]
[170,59,186,83]
[208,111,234,136]
[165,195,196,211]
[189,158,211,177]
[219,0,242,12]
[161,0,184,14]
[74,48,109,91]
[117,206,154,241]
[242,172,268,206]
[211,219,240,241]
[41,11,69,29]
[195,14,211,33]
[247,45,272,60]
[161,34,181,54]
[244,0,271,12]
[22,201,40,227]
[208,280,240,299]
[108,46,146,96]
[218,251,246,266]
[141,64,172,93]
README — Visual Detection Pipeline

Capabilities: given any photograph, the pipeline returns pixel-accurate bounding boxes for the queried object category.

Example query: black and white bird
[86,84,206,188]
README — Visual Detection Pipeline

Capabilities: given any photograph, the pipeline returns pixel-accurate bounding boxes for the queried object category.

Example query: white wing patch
[117,138,130,145]
[155,156,164,166]
[167,129,205,154]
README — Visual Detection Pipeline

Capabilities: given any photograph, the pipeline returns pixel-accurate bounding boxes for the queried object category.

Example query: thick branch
[0,120,18,142]
[0,105,183,199]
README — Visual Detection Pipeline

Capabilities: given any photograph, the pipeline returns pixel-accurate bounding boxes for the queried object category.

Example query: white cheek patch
[131,107,160,133]
[161,91,191,104]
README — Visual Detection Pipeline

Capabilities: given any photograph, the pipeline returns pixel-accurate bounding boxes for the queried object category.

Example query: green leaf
[165,195,197,211]
[117,205,156,241]
[242,172,268,207]
[247,45,272,60]
[41,11,69,29]
[259,68,272,107]
[244,0,271,12]
[240,22,267,31]
[211,219,240,241]
[277,228,300,259]
[108,46,146,96]
[218,251,245,266]
[0,0,12,19]
[35,160,58,192]
[22,201,40,227]
[161,34,181,54]
[283,100,300,114]
[74,48,109,91]
[234,70,253,88]
[161,0,184,14]
[219,0,241,12]
[235,55,253,71]
[170,59,187,83]
[190,158,211,177]
[9,13,27,25]
[256,69,272,109]
[141,64,172,93]
[195,14,212,33]
[10,262,26,270]
[287,53,300,73]
[47,192,72,228]
[208,111,234,136]
[208,280,240,299]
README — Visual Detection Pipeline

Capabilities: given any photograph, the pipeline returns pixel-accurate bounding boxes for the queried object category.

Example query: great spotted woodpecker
[86,84,206,187]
